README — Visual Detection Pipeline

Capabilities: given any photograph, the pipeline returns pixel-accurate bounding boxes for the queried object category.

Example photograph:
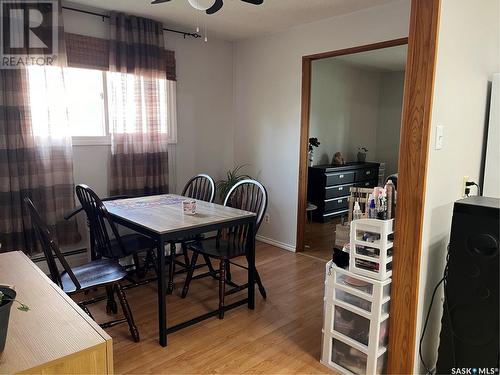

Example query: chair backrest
[224,179,268,232]
[24,197,81,290]
[181,174,216,203]
[75,184,125,259]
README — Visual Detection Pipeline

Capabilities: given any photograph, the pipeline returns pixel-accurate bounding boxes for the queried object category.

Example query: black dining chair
[74,184,157,278]
[24,197,140,342]
[167,174,217,294]
[181,179,268,319]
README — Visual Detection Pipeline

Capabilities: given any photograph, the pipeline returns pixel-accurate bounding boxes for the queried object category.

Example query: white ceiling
[65,0,398,41]
[328,44,408,72]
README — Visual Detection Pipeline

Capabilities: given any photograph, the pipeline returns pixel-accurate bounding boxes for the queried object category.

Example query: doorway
[302,42,408,260]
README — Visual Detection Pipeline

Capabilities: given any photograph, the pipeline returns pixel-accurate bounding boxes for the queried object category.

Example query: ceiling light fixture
[187,0,216,11]
[151,0,265,42]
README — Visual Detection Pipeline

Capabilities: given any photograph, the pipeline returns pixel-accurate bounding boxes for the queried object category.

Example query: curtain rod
[62,6,202,39]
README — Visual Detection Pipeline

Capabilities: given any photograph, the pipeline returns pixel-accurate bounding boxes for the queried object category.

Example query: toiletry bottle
[385,180,395,219]
[353,201,362,220]
[368,194,377,218]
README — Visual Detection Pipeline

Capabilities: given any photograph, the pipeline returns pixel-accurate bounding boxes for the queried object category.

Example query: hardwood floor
[303,218,341,261]
[87,242,335,374]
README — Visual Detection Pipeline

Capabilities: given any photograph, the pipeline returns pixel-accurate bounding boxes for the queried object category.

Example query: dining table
[103,194,257,347]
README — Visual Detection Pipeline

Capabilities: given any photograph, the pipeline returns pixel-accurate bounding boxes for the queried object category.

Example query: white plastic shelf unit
[321,261,392,375]
[349,219,394,281]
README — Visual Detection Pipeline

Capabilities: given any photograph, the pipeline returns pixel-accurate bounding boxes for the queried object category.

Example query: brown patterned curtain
[65,32,176,80]
[0,1,79,254]
[108,13,169,196]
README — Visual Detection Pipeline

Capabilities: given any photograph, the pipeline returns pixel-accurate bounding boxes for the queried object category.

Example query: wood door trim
[388,0,441,373]
[296,57,312,255]
[304,37,409,61]
[296,37,408,253]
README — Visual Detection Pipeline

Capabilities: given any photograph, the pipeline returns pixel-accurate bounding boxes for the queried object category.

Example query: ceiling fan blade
[206,0,223,14]
[151,0,171,4]
[241,0,264,4]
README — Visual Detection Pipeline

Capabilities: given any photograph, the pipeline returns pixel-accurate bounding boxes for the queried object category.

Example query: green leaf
[17,304,30,312]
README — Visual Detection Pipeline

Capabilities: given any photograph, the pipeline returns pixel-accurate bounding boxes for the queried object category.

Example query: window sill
[71,136,178,146]
[72,136,111,146]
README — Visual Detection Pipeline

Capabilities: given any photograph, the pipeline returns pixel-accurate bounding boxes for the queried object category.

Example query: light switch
[436,125,444,150]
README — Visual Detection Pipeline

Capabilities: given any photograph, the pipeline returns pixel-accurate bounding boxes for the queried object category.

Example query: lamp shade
[187,0,216,11]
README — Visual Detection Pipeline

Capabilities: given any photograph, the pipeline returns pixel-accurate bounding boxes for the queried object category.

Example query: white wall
[233,0,410,249]
[309,59,381,165]
[376,71,405,176]
[309,59,404,175]
[415,0,500,372]
[62,7,235,248]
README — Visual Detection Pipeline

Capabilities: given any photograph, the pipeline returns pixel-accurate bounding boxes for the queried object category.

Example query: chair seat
[61,259,127,294]
[108,233,155,258]
[188,238,247,260]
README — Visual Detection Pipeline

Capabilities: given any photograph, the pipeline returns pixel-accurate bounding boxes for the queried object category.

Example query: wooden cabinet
[308,162,380,222]
[0,251,113,374]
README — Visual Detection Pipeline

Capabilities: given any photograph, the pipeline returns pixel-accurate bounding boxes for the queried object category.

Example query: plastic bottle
[368,194,377,218]
[353,201,363,220]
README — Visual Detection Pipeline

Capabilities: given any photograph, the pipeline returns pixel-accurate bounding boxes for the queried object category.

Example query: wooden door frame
[296,37,408,253]
[296,0,441,372]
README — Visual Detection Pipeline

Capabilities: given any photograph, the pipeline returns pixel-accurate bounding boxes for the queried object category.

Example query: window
[64,68,107,137]
[27,66,177,145]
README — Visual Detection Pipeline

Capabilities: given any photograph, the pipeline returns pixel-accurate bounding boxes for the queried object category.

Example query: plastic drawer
[335,288,372,313]
[331,338,367,374]
[377,351,388,374]
[335,272,374,296]
[379,319,389,349]
[333,305,370,346]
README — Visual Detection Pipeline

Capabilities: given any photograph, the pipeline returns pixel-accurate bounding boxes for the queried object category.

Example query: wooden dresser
[0,251,113,374]
[307,162,380,222]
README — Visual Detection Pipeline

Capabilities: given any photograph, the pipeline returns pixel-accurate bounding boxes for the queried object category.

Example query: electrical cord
[419,246,452,375]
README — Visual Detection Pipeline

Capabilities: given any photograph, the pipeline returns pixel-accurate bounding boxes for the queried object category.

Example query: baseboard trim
[256,235,296,252]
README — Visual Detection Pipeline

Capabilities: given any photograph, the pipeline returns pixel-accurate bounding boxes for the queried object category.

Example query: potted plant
[308,137,321,166]
[0,286,29,353]
[216,164,252,201]
[357,147,368,162]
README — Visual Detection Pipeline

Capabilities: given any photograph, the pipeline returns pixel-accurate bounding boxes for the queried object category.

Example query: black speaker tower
[436,196,499,373]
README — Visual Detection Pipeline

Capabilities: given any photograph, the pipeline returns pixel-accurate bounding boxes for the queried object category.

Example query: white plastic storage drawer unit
[321,261,391,374]
[349,219,394,281]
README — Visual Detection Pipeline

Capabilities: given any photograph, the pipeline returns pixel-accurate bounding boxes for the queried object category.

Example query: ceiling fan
[151,0,264,15]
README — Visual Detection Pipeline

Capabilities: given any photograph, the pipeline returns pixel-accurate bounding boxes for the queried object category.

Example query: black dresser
[307,162,380,222]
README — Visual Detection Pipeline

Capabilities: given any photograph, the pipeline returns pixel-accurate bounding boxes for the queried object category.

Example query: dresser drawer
[356,167,378,182]
[324,196,349,212]
[356,168,378,182]
[325,184,353,199]
[325,171,355,186]
[355,179,378,188]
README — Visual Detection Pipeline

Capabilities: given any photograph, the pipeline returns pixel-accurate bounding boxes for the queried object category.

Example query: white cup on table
[182,200,197,215]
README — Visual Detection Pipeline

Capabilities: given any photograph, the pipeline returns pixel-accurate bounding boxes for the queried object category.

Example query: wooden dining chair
[24,197,140,342]
[75,184,156,278]
[167,174,217,294]
[181,179,268,319]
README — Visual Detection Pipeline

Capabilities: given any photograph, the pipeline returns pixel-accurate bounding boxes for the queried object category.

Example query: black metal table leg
[247,220,256,310]
[157,237,167,346]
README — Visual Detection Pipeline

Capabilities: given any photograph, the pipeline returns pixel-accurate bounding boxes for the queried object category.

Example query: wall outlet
[264,214,270,223]
[462,176,469,198]
[435,125,444,150]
